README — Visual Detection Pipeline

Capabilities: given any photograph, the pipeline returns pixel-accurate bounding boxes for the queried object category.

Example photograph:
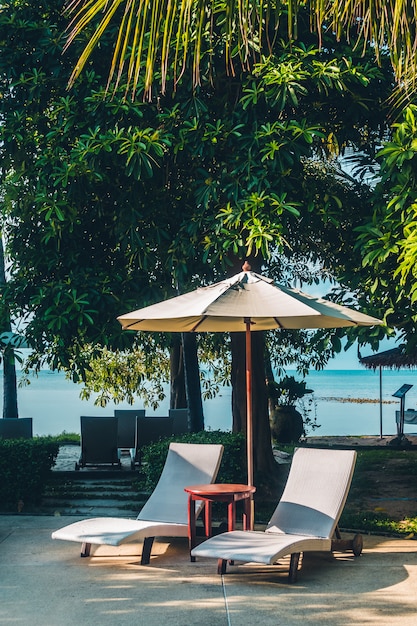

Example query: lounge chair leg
[331,533,363,556]
[217,559,227,575]
[81,542,91,557]
[352,533,363,557]
[288,552,300,583]
[141,537,155,565]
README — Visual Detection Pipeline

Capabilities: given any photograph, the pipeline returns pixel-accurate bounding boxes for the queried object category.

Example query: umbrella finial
[242,261,251,272]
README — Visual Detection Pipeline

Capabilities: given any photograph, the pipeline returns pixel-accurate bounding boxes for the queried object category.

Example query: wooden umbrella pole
[379,365,383,439]
[245,318,255,530]
[245,317,253,487]
[245,318,253,488]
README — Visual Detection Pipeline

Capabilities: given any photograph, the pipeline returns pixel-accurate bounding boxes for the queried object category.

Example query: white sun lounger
[191,447,362,582]
[52,442,224,564]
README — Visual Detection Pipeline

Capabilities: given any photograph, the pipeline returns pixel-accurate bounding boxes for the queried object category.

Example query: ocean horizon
[2,368,417,438]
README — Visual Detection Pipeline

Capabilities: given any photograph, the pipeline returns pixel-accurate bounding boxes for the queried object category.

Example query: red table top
[184,483,256,496]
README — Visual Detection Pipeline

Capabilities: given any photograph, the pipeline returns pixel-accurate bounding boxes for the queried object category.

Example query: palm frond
[63,0,417,100]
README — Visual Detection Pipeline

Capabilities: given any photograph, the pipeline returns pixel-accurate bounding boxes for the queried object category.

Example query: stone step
[44,498,140,517]
[44,484,143,497]
[41,473,149,517]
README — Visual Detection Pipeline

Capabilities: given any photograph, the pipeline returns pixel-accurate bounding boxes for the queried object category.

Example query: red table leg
[186,484,256,562]
[243,495,252,530]
[227,500,236,531]
[204,500,212,538]
[188,495,197,562]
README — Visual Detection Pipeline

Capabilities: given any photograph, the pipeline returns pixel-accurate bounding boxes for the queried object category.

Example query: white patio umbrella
[118,263,382,489]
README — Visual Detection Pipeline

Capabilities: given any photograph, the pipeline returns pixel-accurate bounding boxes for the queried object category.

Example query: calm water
[3,369,417,437]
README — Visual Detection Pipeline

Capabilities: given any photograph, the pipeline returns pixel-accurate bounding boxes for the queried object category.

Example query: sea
[3,368,417,438]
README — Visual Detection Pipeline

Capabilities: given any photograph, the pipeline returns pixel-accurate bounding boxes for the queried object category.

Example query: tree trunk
[170,334,187,409]
[3,345,18,418]
[0,234,18,418]
[228,255,276,483]
[169,333,204,432]
[231,330,276,480]
[182,332,204,432]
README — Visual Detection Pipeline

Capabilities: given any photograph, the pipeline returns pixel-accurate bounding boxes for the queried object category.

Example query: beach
[4,368,417,438]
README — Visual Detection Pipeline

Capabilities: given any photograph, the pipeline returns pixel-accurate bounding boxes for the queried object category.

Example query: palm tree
[65,0,417,99]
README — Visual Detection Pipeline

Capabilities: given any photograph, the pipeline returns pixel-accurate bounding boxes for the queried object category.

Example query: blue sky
[326,337,397,370]
[303,279,393,370]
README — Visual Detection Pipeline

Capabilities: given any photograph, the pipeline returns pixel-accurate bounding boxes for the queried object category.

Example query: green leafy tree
[0,0,393,478]
[354,105,417,352]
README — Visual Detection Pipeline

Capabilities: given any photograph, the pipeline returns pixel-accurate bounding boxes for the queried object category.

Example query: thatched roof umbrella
[359,346,417,438]
[359,346,417,370]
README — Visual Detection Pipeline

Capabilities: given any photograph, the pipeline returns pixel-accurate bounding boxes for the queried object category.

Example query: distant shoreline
[322,397,397,404]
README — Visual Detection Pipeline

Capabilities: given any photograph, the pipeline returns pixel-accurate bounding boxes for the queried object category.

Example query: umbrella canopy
[118,266,382,492]
[118,270,381,333]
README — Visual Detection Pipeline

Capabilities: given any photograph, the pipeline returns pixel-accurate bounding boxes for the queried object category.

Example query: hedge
[140,430,246,491]
[0,438,60,512]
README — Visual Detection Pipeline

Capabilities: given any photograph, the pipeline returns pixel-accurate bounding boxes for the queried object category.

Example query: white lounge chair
[191,447,362,582]
[52,442,224,564]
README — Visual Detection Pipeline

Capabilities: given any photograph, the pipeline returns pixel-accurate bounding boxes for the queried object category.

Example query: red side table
[185,483,256,561]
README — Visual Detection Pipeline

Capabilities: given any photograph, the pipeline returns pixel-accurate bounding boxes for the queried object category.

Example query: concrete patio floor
[0,515,416,625]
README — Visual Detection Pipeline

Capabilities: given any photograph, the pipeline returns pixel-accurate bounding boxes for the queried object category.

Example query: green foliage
[268,375,313,407]
[0,438,59,511]
[342,448,417,536]
[140,431,246,491]
[75,344,170,408]
[340,511,417,537]
[353,104,417,350]
[49,432,80,444]
[0,0,395,390]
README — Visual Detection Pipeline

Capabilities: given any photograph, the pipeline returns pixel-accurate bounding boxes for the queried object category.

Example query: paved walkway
[2,441,417,624]
[0,515,416,625]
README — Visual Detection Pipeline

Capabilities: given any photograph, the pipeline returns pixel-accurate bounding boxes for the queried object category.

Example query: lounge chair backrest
[114,409,146,449]
[169,409,189,434]
[136,415,173,446]
[138,442,224,525]
[266,448,356,539]
[80,416,119,465]
[0,417,33,439]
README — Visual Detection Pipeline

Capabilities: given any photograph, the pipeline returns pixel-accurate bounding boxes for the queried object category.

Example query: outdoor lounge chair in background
[192,447,362,582]
[114,409,145,469]
[75,416,121,470]
[52,442,224,564]
[169,408,189,434]
[0,417,33,439]
[136,415,174,447]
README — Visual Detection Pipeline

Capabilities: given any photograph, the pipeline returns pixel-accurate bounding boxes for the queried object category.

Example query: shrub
[140,430,246,491]
[0,437,60,512]
[51,432,80,444]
